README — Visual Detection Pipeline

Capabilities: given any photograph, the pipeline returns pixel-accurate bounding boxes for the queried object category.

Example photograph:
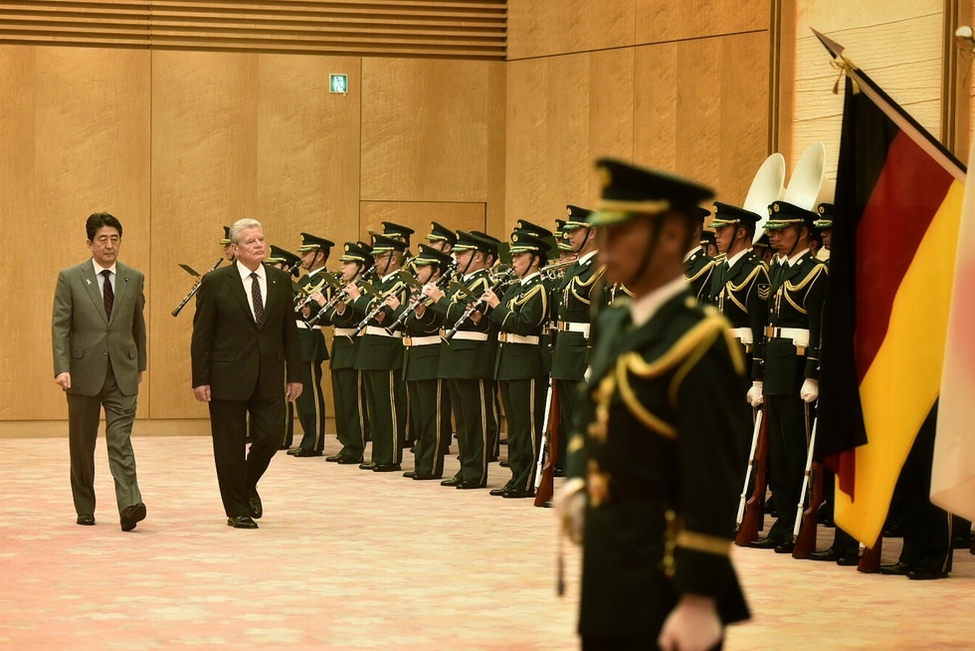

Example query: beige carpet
[1,435,973,649]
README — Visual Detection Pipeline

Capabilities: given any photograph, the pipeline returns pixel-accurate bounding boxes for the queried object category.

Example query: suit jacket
[52,260,147,396]
[191,263,302,401]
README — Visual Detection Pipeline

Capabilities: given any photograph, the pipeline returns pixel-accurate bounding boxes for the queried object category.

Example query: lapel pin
[85,278,92,286]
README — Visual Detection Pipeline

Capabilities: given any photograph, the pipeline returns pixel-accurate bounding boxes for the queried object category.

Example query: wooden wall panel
[358,201,486,241]
[0,46,150,421]
[635,0,769,43]
[359,58,500,205]
[507,0,635,61]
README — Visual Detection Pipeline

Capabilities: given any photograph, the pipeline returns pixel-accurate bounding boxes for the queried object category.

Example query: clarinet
[171,258,224,317]
[350,280,407,338]
[306,264,376,327]
[441,269,515,342]
[385,262,458,334]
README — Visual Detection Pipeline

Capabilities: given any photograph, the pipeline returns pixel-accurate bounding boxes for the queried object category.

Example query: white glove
[554,479,587,545]
[746,381,764,407]
[800,378,819,403]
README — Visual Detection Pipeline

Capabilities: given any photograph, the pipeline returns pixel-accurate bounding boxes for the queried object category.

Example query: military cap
[813,202,834,230]
[590,158,715,227]
[298,232,335,253]
[709,202,762,228]
[221,226,232,246]
[509,230,552,255]
[564,205,595,230]
[371,233,408,254]
[413,243,454,273]
[753,232,771,249]
[339,241,372,263]
[425,221,458,245]
[515,219,553,238]
[454,230,499,258]
[382,221,415,244]
[699,230,716,247]
[766,200,818,230]
[267,245,302,275]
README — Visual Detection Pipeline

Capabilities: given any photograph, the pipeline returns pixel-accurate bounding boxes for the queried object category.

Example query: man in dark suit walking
[191,218,303,529]
[52,212,148,531]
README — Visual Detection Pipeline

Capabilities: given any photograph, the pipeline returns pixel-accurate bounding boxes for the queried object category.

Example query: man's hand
[746,381,763,407]
[344,283,361,300]
[658,594,722,651]
[310,290,325,306]
[286,382,303,402]
[554,479,586,545]
[384,294,401,310]
[55,372,71,391]
[193,385,211,402]
[800,378,819,403]
[481,289,500,309]
[421,283,443,303]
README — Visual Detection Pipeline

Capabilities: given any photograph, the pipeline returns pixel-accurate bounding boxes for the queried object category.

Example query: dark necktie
[251,272,264,323]
[102,269,114,320]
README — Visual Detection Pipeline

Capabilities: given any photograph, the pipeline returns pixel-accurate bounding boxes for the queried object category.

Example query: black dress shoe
[337,456,364,465]
[248,490,263,519]
[278,445,291,451]
[412,473,443,481]
[359,462,377,470]
[879,561,914,575]
[883,523,903,538]
[456,481,485,490]
[952,535,973,550]
[441,477,462,487]
[774,542,796,554]
[836,555,860,566]
[403,471,417,478]
[489,486,512,496]
[227,515,259,529]
[372,464,402,472]
[120,503,147,532]
[286,448,300,456]
[502,489,535,499]
[553,468,565,478]
[76,514,95,526]
[325,455,343,462]
[292,448,323,458]
[908,568,948,580]
[499,461,510,468]
[809,547,842,562]
[748,537,781,550]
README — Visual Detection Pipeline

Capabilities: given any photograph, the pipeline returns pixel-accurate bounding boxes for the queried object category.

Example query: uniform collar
[520,271,540,286]
[629,276,688,328]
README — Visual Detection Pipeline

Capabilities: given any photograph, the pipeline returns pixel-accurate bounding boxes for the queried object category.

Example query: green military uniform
[756,201,829,549]
[320,242,372,464]
[266,245,302,451]
[683,249,715,303]
[431,232,500,488]
[471,230,507,460]
[489,232,550,497]
[350,235,410,471]
[397,245,454,479]
[565,159,750,645]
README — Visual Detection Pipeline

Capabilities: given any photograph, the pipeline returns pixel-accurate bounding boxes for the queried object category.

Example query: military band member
[557,158,750,649]
[750,201,828,553]
[482,231,551,498]
[383,221,416,273]
[424,221,457,254]
[752,233,775,266]
[288,233,335,457]
[390,245,454,480]
[552,205,604,476]
[221,226,235,263]
[345,234,410,472]
[683,208,716,302]
[423,232,500,489]
[310,241,372,464]
[265,245,302,451]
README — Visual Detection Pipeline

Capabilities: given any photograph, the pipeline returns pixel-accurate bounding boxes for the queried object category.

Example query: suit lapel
[110,263,129,325]
[228,266,254,324]
[80,261,108,325]
[261,263,277,328]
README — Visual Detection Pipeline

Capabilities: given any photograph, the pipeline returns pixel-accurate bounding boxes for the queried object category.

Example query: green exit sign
[330,74,348,94]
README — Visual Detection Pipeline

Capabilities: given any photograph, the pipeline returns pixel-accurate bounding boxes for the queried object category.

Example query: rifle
[793,462,825,558]
[172,258,223,317]
[858,537,882,573]
[735,407,769,546]
[791,404,819,556]
[532,378,561,507]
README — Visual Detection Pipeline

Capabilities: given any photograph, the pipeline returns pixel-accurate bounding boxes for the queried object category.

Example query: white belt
[498,333,539,345]
[404,335,441,347]
[444,330,489,342]
[729,327,753,345]
[364,325,402,338]
[296,321,322,331]
[557,321,591,338]
[765,326,810,348]
[333,327,357,337]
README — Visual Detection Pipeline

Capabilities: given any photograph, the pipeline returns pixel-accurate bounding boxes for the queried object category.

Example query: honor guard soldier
[700,230,720,259]
[265,245,302,451]
[813,202,833,256]
[552,205,605,475]
[423,231,501,489]
[557,159,750,649]
[309,241,373,464]
[346,234,410,472]
[288,233,335,457]
[481,231,551,498]
[683,208,716,302]
[391,245,455,480]
[750,201,828,553]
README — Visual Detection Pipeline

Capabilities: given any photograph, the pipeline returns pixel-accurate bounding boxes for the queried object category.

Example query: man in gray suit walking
[52,212,148,531]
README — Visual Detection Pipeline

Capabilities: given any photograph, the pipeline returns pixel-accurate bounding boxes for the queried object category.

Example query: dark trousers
[500,377,546,492]
[765,394,808,542]
[331,367,365,460]
[67,364,141,516]
[281,399,295,448]
[556,378,582,470]
[448,378,494,485]
[296,360,326,452]
[409,378,451,477]
[208,393,284,517]
[363,369,406,465]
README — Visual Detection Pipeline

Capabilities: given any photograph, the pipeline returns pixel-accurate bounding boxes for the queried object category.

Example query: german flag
[814,31,965,547]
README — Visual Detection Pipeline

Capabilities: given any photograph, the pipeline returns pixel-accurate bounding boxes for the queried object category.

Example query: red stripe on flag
[854,132,954,380]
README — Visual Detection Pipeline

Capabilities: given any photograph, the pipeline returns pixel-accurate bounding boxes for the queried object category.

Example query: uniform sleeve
[190,273,216,388]
[747,265,770,380]
[803,264,829,379]
[489,284,547,335]
[51,271,73,376]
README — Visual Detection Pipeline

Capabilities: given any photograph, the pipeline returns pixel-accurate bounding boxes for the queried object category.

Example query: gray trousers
[66,364,141,516]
